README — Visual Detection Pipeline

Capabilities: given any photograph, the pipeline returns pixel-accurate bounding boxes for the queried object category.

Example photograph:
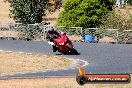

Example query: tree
[8,0,48,24]
[127,0,132,5]
[56,0,114,28]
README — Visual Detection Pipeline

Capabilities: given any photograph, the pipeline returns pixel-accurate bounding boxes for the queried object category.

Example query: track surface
[0,40,132,79]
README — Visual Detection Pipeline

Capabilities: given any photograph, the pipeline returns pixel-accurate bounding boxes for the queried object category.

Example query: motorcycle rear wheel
[67,45,79,55]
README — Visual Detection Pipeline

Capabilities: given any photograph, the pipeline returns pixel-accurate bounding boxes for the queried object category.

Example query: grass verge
[0,51,72,74]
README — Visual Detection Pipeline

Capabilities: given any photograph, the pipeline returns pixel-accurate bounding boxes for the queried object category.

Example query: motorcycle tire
[67,45,79,55]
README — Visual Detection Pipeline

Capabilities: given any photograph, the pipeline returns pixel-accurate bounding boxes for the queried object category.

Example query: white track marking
[26,53,32,55]
[5,51,13,53]
[0,50,4,52]
[18,52,25,54]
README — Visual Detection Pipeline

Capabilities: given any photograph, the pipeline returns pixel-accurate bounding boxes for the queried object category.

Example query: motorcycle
[48,32,79,55]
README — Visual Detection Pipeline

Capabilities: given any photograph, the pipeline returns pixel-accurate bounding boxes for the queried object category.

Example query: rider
[46,26,59,52]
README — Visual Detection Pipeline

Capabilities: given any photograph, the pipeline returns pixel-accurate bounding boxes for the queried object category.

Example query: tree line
[6,0,129,29]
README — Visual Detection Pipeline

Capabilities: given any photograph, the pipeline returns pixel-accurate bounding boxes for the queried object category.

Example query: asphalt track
[0,40,132,79]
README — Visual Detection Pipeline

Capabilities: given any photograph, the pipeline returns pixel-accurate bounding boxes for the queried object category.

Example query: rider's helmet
[48,26,54,34]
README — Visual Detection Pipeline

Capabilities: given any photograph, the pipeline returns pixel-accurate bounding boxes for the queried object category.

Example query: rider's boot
[52,45,57,52]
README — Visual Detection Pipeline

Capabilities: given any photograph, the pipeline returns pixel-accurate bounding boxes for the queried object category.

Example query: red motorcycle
[48,32,79,55]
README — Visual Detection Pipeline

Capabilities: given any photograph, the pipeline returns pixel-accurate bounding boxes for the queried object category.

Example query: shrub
[56,0,114,28]
[100,11,132,30]
[8,0,48,24]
